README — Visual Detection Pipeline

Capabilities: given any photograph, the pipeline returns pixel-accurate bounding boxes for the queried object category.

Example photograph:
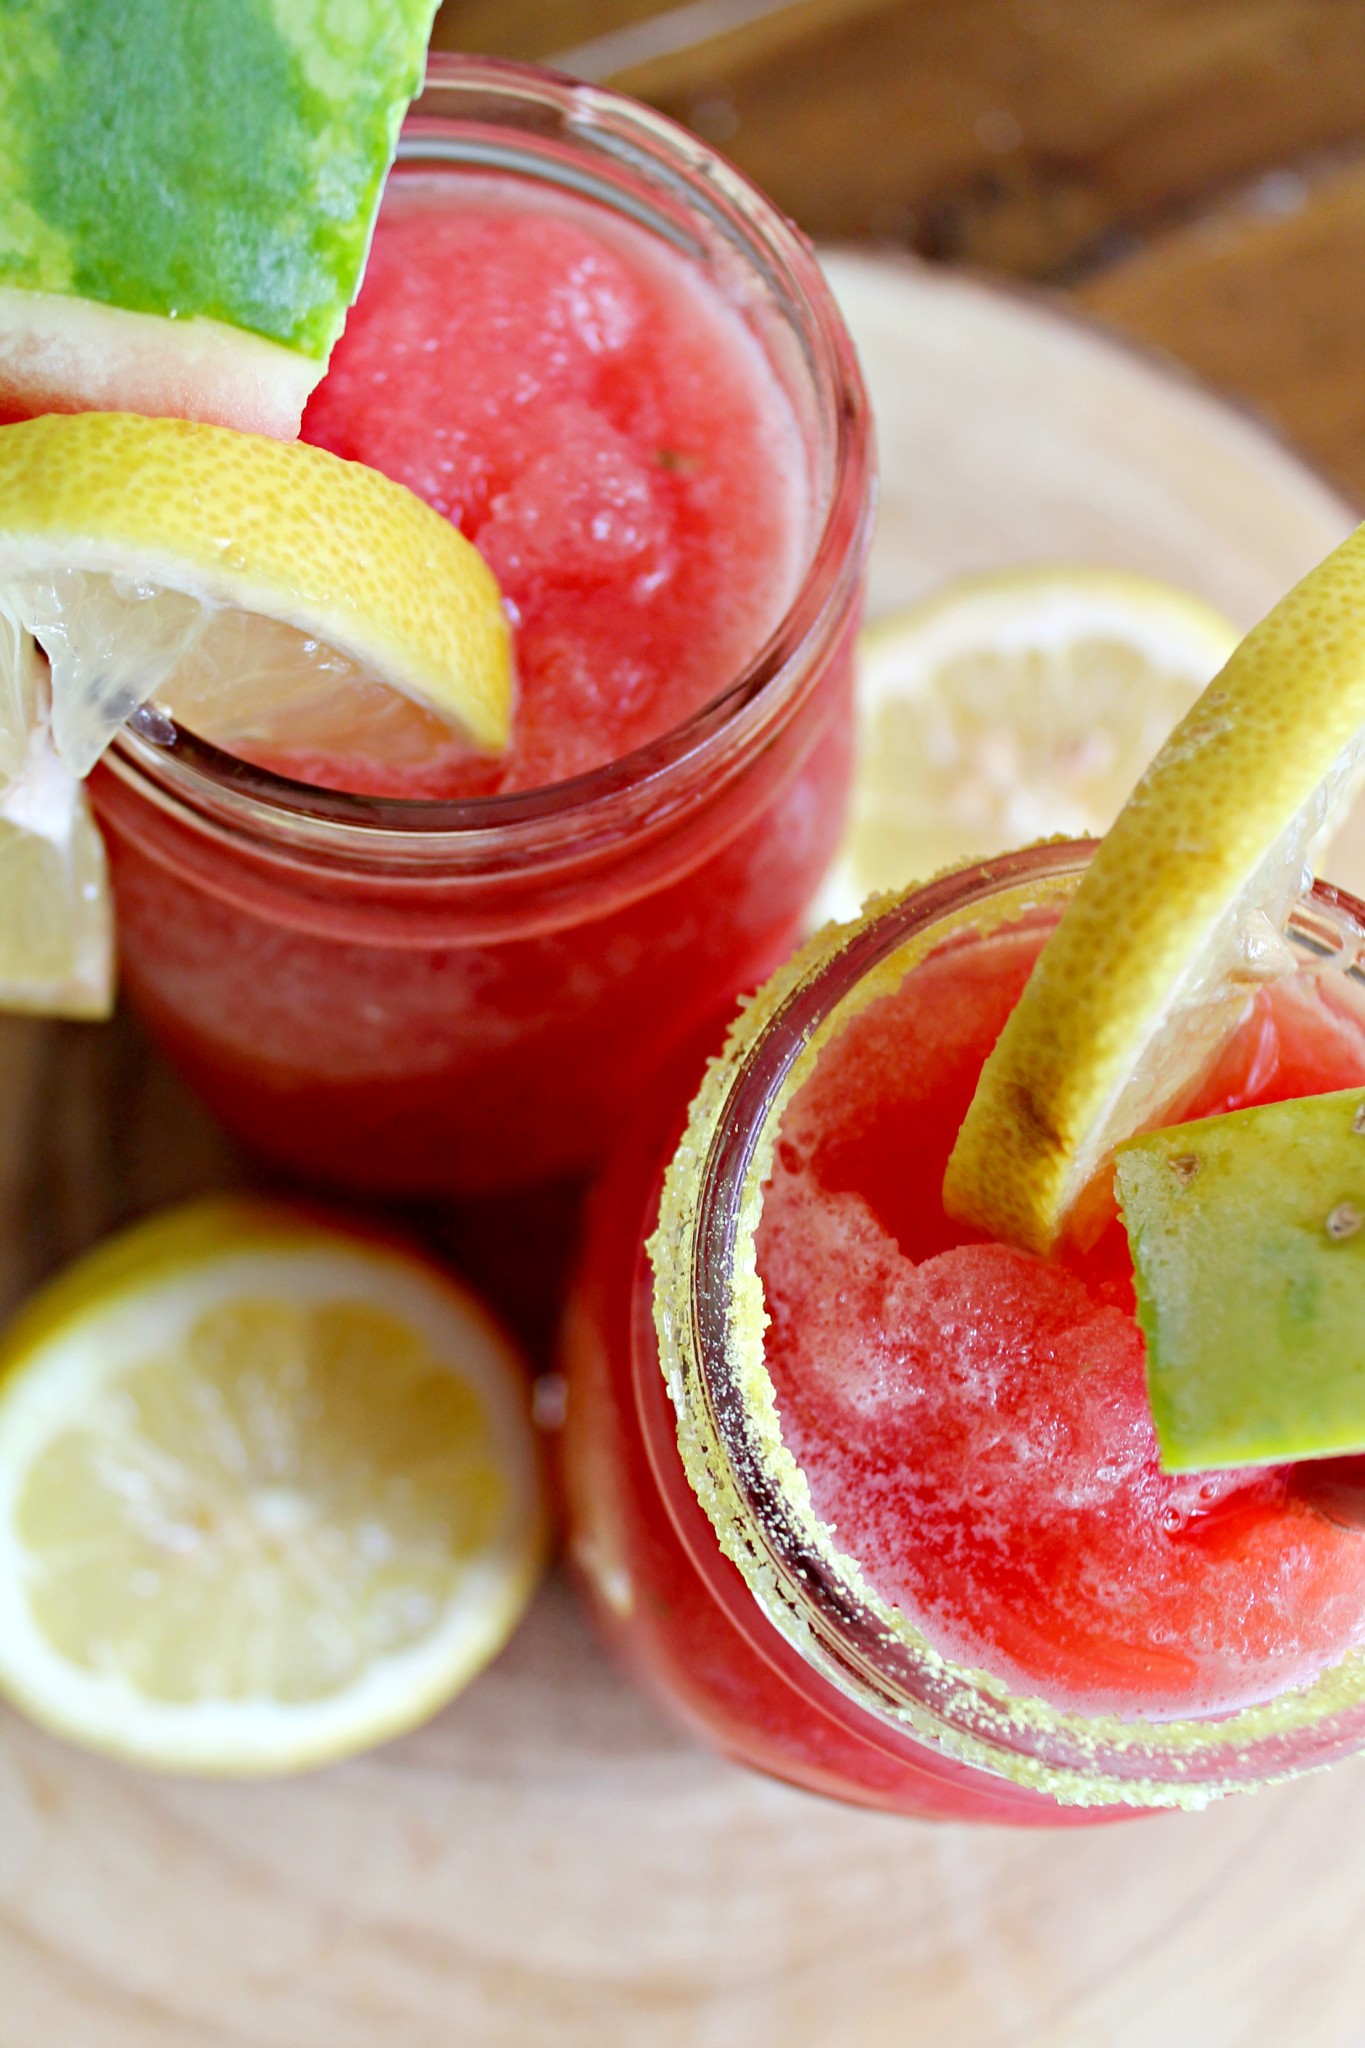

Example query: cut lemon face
[0,412,514,777]
[0,1200,546,1775]
[945,522,1365,1256]
[814,568,1238,922]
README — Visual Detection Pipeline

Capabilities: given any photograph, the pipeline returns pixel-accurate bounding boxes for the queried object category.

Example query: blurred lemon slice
[0,611,111,1017]
[815,568,1238,922]
[945,524,1365,1256]
[0,1199,546,1775]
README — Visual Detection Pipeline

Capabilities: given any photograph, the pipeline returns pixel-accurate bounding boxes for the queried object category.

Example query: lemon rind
[946,524,1365,1253]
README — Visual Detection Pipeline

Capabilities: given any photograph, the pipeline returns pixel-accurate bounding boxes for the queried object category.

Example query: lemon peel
[945,524,1365,1254]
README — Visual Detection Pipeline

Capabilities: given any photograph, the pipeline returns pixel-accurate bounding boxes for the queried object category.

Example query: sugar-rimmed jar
[562,841,1365,1820]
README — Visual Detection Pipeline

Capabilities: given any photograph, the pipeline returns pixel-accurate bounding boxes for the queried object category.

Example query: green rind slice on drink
[1117,1087,1365,1471]
[0,0,439,435]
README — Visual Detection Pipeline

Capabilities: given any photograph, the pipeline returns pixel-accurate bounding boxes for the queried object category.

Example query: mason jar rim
[103,51,873,872]
[648,840,1365,1809]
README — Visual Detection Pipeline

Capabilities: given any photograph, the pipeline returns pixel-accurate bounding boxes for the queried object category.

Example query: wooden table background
[434,0,1365,506]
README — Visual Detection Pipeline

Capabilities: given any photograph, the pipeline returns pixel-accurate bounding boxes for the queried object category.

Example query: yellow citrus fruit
[0,610,111,1017]
[815,568,1238,922]
[0,411,513,772]
[0,1199,546,1775]
[944,522,1365,1255]
[0,411,513,1018]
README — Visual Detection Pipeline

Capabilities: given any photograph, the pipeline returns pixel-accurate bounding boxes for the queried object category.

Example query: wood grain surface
[1078,154,1365,501]
[434,0,1365,497]
[435,0,1365,269]
[2,255,1360,2048]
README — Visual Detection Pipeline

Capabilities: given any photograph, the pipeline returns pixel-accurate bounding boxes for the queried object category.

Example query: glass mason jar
[561,841,1365,1821]
[88,55,873,1196]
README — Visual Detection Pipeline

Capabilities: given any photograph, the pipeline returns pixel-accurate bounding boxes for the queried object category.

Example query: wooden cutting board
[2,253,1361,2048]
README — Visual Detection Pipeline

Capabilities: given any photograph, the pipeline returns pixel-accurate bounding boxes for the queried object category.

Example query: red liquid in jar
[91,163,864,1194]
[295,175,809,796]
[563,905,1365,1817]
[757,921,1365,1719]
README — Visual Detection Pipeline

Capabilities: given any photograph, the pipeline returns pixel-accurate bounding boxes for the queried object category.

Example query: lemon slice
[0,411,513,778]
[945,523,1365,1256]
[815,568,1238,922]
[0,609,111,1017]
[0,1199,546,1775]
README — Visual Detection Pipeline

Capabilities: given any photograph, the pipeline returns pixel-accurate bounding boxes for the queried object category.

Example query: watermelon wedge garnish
[0,0,439,437]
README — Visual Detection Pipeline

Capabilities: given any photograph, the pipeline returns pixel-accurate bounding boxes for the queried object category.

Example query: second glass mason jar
[561,842,1365,1822]
[88,56,873,1195]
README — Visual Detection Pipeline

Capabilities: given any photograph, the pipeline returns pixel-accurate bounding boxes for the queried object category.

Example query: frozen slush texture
[756,921,1365,1717]
[299,178,808,795]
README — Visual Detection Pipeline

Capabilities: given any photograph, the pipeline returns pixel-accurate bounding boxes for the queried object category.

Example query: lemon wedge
[0,1199,545,1775]
[945,523,1365,1256]
[815,568,1238,922]
[0,411,513,1018]
[0,412,513,774]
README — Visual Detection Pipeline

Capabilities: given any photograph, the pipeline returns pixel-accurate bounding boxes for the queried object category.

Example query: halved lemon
[814,568,1238,922]
[945,522,1365,1256]
[0,411,514,1018]
[0,1199,546,1774]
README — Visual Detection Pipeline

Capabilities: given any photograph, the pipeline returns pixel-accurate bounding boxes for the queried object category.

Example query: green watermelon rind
[1118,1085,1365,1471]
[0,0,439,362]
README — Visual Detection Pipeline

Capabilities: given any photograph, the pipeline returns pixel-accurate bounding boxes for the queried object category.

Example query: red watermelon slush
[90,78,870,1194]
[758,917,1365,1722]
[563,859,1365,1818]
[296,177,811,798]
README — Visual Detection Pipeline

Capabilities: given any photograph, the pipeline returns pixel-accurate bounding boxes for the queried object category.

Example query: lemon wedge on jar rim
[0,1198,546,1775]
[0,411,513,1018]
[945,521,1365,1256]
